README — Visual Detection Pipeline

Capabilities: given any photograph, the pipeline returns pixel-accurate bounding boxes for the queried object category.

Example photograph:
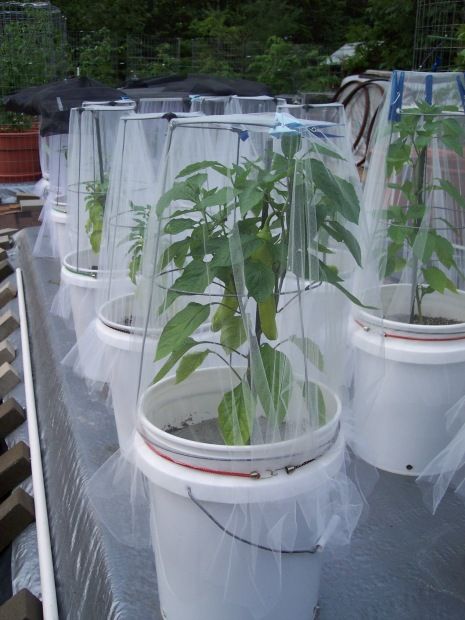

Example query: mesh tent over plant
[190,96,231,115]
[33,132,68,257]
[137,97,190,114]
[66,111,203,388]
[128,114,365,618]
[51,100,136,335]
[224,95,286,115]
[64,100,137,274]
[352,70,465,479]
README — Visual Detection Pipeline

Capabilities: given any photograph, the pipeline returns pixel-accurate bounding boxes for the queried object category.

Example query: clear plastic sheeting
[225,95,286,115]
[34,134,50,199]
[352,70,465,479]
[33,133,68,259]
[132,114,365,618]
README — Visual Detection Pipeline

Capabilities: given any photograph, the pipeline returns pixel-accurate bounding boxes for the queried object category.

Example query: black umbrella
[4,77,130,135]
[121,73,272,97]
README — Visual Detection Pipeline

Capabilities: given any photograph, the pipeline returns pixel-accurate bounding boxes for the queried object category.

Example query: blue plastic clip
[425,74,433,105]
[457,75,465,113]
[239,130,249,141]
[388,70,404,122]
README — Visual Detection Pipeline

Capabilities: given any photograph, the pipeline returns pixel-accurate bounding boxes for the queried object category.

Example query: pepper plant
[84,177,108,253]
[151,134,362,444]
[385,101,465,322]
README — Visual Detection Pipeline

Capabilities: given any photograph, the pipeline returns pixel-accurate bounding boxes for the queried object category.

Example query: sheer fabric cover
[69,112,204,389]
[353,71,465,491]
[65,101,137,273]
[137,97,189,114]
[126,113,366,615]
[33,133,69,258]
[225,95,286,115]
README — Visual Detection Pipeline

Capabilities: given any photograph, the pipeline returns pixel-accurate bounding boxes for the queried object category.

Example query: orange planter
[0,128,41,183]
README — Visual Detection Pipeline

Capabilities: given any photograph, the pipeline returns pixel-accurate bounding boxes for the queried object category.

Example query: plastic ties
[456,76,465,113]
[425,74,433,105]
[388,70,404,122]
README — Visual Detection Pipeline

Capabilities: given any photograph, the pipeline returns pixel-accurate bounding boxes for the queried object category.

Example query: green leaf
[177,160,228,178]
[170,259,216,295]
[218,381,255,445]
[155,303,210,361]
[237,181,263,216]
[200,186,234,208]
[220,315,246,351]
[161,239,190,270]
[256,343,293,423]
[310,159,360,224]
[164,218,197,234]
[244,260,275,302]
[323,221,362,266]
[435,178,465,210]
[312,142,344,161]
[302,382,327,426]
[388,224,410,244]
[156,182,197,216]
[387,141,411,175]
[422,266,457,293]
[434,235,455,269]
[290,336,324,371]
[152,338,197,383]
[176,350,209,383]
[412,230,435,262]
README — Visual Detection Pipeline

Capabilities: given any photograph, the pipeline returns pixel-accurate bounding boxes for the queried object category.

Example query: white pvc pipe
[16,268,59,620]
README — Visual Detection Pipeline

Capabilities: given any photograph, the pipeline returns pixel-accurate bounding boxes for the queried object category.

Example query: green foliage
[344,0,415,72]
[127,202,151,284]
[0,107,33,132]
[84,178,108,253]
[455,25,465,69]
[248,36,335,93]
[385,102,465,321]
[152,136,361,444]
[76,28,120,85]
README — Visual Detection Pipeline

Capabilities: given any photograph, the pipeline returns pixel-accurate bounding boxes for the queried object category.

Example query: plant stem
[409,143,427,323]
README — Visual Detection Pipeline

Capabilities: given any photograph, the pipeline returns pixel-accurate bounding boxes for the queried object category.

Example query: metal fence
[0,1,67,96]
[413,0,465,70]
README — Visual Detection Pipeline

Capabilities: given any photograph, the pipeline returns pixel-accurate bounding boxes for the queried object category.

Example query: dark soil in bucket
[170,418,224,444]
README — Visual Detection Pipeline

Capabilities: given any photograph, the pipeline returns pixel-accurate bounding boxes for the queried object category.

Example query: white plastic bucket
[49,207,68,262]
[352,284,465,475]
[135,368,343,620]
[96,294,148,455]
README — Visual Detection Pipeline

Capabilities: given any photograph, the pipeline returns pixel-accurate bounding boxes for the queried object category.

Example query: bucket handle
[187,486,340,555]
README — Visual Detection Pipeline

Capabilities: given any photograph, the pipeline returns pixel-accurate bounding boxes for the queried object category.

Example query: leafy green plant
[0,107,33,132]
[85,178,108,253]
[127,201,151,284]
[248,36,335,93]
[153,135,361,444]
[385,101,465,322]
[76,28,120,86]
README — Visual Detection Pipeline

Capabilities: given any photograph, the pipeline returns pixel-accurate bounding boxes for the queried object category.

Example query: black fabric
[4,77,129,136]
[121,73,272,97]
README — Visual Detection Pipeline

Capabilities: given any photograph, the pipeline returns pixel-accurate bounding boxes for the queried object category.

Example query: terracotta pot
[0,128,41,183]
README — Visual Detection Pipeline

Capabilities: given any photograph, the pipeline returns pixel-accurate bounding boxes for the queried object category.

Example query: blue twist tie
[389,70,404,122]
[425,74,433,105]
[457,75,465,113]
[239,130,249,141]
